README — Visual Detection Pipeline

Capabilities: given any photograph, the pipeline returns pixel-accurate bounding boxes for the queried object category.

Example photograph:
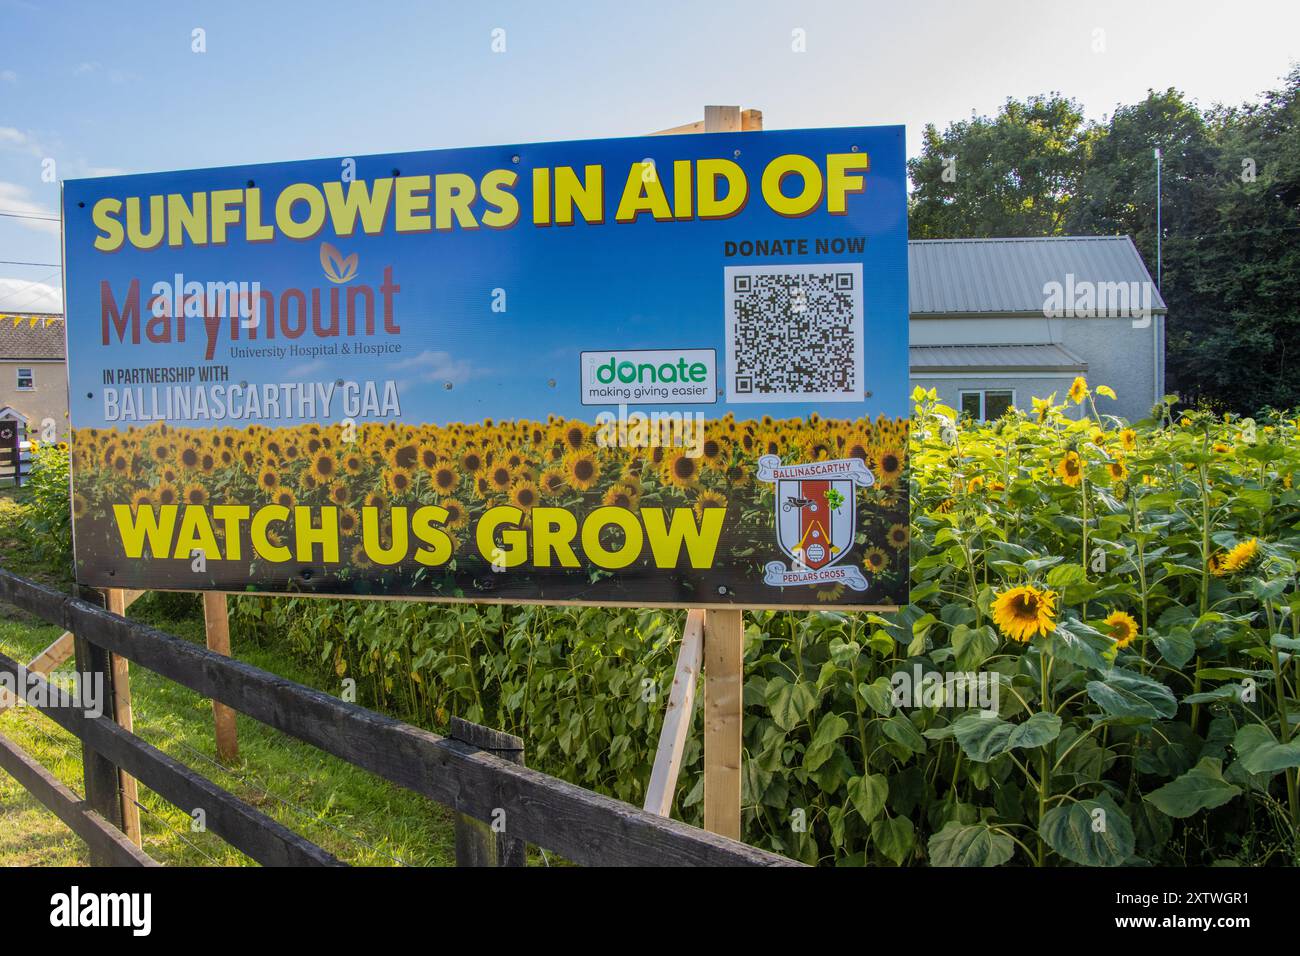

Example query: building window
[960,389,1015,421]
[16,367,34,391]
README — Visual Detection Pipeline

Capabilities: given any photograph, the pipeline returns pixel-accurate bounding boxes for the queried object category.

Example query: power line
[0,270,63,311]
[0,209,59,222]
[0,259,60,267]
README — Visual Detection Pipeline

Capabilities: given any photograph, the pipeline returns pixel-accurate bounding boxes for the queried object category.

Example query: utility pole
[1154,147,1162,290]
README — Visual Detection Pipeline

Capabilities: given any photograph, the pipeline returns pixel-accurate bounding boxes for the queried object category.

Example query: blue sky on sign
[1,0,1298,309]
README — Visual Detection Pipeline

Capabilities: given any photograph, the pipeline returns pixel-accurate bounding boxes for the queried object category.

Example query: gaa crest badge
[756,454,875,591]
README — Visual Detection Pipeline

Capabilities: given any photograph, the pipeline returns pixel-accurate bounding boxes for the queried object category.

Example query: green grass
[0,494,461,866]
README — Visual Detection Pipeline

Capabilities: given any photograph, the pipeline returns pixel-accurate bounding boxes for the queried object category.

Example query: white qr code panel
[724,263,865,403]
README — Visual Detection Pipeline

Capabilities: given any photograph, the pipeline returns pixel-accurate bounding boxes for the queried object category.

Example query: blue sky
[1,0,1297,313]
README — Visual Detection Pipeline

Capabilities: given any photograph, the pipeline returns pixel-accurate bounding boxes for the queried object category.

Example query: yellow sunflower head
[1220,538,1260,574]
[693,489,726,519]
[311,452,338,481]
[487,463,514,492]
[1056,451,1083,487]
[1068,376,1089,405]
[604,484,640,509]
[1103,610,1139,649]
[874,445,905,487]
[991,586,1058,643]
[886,522,909,550]
[539,467,567,498]
[662,450,700,489]
[431,461,459,494]
[441,498,469,529]
[564,451,601,491]
[510,480,541,513]
[154,482,179,508]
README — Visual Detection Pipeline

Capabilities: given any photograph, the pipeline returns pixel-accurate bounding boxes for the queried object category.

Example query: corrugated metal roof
[910,343,1087,372]
[909,236,1167,316]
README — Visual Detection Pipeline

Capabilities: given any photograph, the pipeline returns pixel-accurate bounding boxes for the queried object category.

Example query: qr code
[724,263,864,403]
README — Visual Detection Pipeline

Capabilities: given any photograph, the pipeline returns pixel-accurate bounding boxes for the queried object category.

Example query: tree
[908,95,1095,239]
[1172,69,1300,411]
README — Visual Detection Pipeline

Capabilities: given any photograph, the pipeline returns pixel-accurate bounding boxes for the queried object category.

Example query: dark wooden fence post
[73,586,124,866]
[449,717,526,866]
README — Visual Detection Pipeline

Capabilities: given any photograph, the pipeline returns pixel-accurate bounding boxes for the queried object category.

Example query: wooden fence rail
[0,568,799,867]
[0,730,156,867]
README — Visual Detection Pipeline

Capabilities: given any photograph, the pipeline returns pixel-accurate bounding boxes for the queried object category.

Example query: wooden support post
[703,104,742,133]
[105,588,141,848]
[650,105,761,840]
[644,609,704,817]
[449,716,526,866]
[703,608,744,840]
[0,633,72,712]
[0,589,144,713]
[202,592,239,764]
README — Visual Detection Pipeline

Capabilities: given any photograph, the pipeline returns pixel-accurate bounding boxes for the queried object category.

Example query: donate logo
[595,354,709,386]
[581,348,717,406]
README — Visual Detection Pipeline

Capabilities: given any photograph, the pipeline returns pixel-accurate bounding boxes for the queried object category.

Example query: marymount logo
[320,241,358,283]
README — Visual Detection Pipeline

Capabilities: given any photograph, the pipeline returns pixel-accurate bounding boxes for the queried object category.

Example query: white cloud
[0,182,59,235]
[73,61,100,76]
[285,358,329,379]
[0,70,16,84]
[0,277,62,314]
[391,349,476,386]
[0,126,47,160]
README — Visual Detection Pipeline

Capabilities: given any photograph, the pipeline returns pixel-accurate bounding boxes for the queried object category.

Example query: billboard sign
[62,126,909,608]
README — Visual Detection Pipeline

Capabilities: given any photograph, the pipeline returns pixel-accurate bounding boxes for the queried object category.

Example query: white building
[909,236,1167,423]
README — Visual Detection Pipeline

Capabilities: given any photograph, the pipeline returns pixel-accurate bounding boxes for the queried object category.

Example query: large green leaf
[952,624,999,671]
[1006,711,1063,750]
[881,714,927,754]
[952,711,1060,761]
[1086,670,1178,719]
[927,821,1014,867]
[802,714,849,772]
[846,773,888,823]
[1038,795,1134,866]
[871,815,915,865]
[1233,725,1300,776]
[858,677,894,716]
[765,677,819,731]
[1154,628,1195,669]
[1144,757,1241,818]
[952,713,1014,761]
[1046,563,1087,588]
